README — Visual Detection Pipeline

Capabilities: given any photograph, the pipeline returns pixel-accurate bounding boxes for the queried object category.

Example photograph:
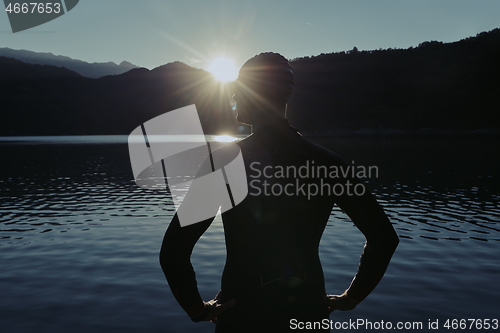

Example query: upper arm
[160,142,241,257]
[319,149,398,249]
[160,213,215,265]
[335,191,398,249]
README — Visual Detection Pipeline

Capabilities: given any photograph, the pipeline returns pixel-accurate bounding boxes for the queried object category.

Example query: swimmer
[160,53,399,332]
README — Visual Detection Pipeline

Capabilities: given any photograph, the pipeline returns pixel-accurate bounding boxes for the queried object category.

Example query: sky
[1,0,500,72]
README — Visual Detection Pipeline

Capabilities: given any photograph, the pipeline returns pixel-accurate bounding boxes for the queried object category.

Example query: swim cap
[236,52,294,100]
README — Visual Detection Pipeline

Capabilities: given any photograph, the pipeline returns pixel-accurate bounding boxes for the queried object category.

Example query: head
[233,52,294,126]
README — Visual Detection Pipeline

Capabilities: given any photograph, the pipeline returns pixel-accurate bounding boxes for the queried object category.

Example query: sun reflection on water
[213,135,238,143]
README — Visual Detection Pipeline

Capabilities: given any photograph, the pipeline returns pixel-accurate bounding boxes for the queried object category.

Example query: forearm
[335,192,400,304]
[344,238,399,303]
[160,252,205,316]
[159,214,212,317]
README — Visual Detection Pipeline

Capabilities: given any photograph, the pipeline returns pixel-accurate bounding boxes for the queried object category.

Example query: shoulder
[235,135,253,150]
[296,136,348,166]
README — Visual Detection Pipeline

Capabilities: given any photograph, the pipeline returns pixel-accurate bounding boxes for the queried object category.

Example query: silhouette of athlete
[160,53,399,332]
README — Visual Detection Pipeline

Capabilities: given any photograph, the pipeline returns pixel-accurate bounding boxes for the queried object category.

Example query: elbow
[159,246,171,272]
[386,229,400,253]
[382,220,400,252]
[390,235,399,253]
[159,250,167,271]
[159,245,189,276]
[369,230,399,255]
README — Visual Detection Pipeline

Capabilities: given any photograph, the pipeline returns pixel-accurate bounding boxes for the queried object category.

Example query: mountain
[0,56,82,80]
[0,48,139,78]
[1,28,500,136]
[287,28,500,133]
[0,58,236,135]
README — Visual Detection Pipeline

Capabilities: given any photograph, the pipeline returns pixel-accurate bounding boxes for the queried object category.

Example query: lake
[0,135,499,332]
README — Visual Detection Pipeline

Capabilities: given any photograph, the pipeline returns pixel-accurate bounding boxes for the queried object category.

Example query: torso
[217,120,347,329]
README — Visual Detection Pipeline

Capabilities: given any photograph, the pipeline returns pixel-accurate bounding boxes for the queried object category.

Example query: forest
[1,28,499,135]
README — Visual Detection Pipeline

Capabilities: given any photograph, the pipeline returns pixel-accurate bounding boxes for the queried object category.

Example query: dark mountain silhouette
[0,47,139,78]
[0,58,236,135]
[1,28,500,136]
[287,28,500,133]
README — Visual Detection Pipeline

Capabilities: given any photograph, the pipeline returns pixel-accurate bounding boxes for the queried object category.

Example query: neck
[250,104,287,133]
[251,115,288,133]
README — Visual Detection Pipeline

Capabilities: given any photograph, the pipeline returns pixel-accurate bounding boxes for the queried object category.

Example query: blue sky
[1,0,500,71]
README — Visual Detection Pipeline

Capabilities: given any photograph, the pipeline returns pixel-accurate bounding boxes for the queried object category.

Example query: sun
[208,57,238,82]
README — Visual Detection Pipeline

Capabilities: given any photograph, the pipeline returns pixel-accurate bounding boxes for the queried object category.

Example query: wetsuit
[160,118,398,332]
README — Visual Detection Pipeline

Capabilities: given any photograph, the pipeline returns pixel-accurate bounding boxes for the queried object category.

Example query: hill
[0,47,139,78]
[0,58,236,135]
[1,28,500,136]
[287,28,500,132]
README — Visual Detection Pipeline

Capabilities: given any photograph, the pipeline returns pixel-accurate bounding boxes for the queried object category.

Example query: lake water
[0,135,499,332]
